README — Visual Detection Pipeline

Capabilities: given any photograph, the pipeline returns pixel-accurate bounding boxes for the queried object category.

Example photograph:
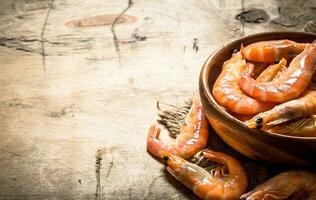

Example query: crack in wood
[241,0,245,36]
[271,20,298,28]
[95,148,106,200]
[40,0,54,77]
[271,4,316,31]
[235,9,269,24]
[0,42,35,53]
[110,0,134,64]
[106,157,114,178]
[0,36,67,54]
[305,22,316,33]
[144,175,163,199]
[192,38,199,52]
[95,154,102,200]
[0,99,33,109]
[47,104,75,118]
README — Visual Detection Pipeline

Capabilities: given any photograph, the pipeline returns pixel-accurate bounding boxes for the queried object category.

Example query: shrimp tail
[241,191,290,200]
[146,124,165,158]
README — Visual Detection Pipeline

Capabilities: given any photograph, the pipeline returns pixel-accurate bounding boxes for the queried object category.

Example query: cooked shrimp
[241,170,316,200]
[229,60,287,121]
[147,97,208,159]
[212,52,275,115]
[267,115,316,137]
[162,150,247,200]
[241,39,307,63]
[256,58,287,82]
[246,90,316,129]
[239,42,316,103]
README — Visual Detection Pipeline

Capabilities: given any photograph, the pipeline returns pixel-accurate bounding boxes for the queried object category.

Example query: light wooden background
[0,0,315,199]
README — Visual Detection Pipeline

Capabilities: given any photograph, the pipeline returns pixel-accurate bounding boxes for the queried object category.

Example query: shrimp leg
[256,58,287,82]
[267,115,316,137]
[147,97,208,159]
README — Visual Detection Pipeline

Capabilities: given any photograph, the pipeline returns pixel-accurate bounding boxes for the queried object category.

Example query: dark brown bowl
[199,31,316,166]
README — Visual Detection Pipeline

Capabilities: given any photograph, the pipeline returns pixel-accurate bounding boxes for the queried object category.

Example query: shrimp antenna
[240,43,244,52]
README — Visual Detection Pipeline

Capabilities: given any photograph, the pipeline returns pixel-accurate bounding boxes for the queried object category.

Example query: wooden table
[0,0,315,199]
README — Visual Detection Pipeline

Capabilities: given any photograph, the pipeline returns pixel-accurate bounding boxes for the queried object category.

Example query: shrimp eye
[163,156,169,162]
[233,49,238,53]
[274,59,279,64]
[255,117,263,129]
[256,117,263,124]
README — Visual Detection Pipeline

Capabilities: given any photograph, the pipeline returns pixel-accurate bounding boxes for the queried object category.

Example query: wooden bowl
[199,31,316,166]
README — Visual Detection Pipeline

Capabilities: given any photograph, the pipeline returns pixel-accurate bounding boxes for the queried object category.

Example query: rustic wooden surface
[0,0,315,199]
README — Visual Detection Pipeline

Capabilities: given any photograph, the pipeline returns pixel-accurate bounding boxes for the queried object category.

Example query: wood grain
[0,0,315,199]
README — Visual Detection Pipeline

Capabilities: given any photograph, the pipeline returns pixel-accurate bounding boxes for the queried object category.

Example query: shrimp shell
[241,170,316,200]
[212,52,275,115]
[241,39,307,63]
[256,58,287,82]
[163,150,248,200]
[239,42,316,103]
[267,115,316,137]
[147,97,208,159]
[246,90,316,129]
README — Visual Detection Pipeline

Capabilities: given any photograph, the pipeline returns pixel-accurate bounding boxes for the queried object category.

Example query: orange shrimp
[267,115,316,137]
[256,58,287,82]
[239,42,316,103]
[241,39,307,63]
[228,60,287,121]
[162,150,248,200]
[246,90,316,129]
[147,97,208,159]
[212,52,275,115]
[241,170,316,200]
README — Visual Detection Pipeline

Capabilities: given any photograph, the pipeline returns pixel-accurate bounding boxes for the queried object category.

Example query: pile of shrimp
[213,39,316,137]
[145,96,316,200]
[144,39,316,199]
[146,97,248,199]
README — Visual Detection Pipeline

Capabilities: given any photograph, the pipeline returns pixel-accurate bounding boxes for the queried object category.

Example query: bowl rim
[200,31,316,140]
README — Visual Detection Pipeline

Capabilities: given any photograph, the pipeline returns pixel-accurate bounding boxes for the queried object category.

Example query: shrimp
[256,58,287,82]
[241,170,316,200]
[212,52,275,115]
[147,97,208,159]
[239,42,316,103]
[267,115,316,137]
[228,60,287,121]
[162,150,248,200]
[246,90,316,129]
[241,39,307,63]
